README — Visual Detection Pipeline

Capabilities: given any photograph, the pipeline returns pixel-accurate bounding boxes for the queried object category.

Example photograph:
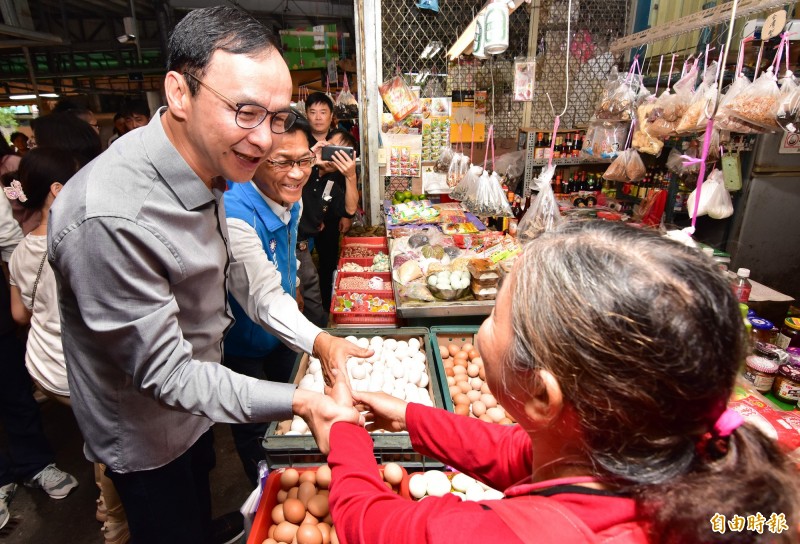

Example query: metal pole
[354,0,383,225]
[130,0,142,64]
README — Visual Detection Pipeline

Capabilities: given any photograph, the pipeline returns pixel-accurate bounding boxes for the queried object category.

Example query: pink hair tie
[713,408,744,438]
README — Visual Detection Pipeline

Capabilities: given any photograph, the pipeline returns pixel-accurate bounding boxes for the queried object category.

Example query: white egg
[311,381,325,393]
[465,482,485,501]
[396,340,408,351]
[351,364,367,380]
[418,389,433,406]
[450,491,466,501]
[451,473,474,493]
[381,381,394,395]
[413,351,427,363]
[439,281,452,290]
[313,372,324,384]
[391,362,406,380]
[298,374,315,389]
[401,356,415,369]
[404,388,418,404]
[482,489,505,500]
[391,388,406,401]
[346,358,358,371]
[370,336,384,348]
[369,374,384,391]
[437,271,450,282]
[366,349,381,363]
[424,471,452,497]
[418,372,429,388]
[409,474,427,499]
[478,481,491,491]
[308,358,322,374]
[383,338,397,351]
[394,344,409,359]
[356,337,370,349]
[393,376,407,388]
[345,336,358,344]
[290,417,309,434]
[407,368,422,387]
[427,275,438,287]
[285,430,303,436]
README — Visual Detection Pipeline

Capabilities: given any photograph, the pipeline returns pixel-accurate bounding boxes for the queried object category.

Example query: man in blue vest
[223,114,320,485]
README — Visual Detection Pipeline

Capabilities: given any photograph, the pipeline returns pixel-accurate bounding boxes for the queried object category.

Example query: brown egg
[480,394,497,408]
[466,389,482,402]
[316,464,332,489]
[302,511,318,525]
[487,407,506,423]
[443,359,454,369]
[317,489,329,496]
[439,344,450,358]
[469,377,483,390]
[282,498,306,524]
[307,493,330,518]
[299,471,317,485]
[454,350,468,361]
[446,376,456,387]
[383,462,404,486]
[479,366,485,380]
[277,489,288,504]
[480,383,491,394]
[287,487,299,500]
[444,366,455,377]
[499,418,514,425]
[384,481,392,490]
[472,400,487,417]
[453,365,467,376]
[454,357,469,368]
[448,385,460,398]
[479,414,494,423]
[323,513,333,525]
[263,538,279,544]
[454,404,470,416]
[467,364,480,378]
[468,349,481,361]
[296,524,323,544]
[453,392,469,406]
[281,468,300,490]
[273,521,299,544]
[272,503,286,525]
[447,344,460,357]
[298,481,317,505]
[472,356,483,367]
[269,524,276,540]
[317,522,332,544]
[457,381,471,394]
[330,526,340,544]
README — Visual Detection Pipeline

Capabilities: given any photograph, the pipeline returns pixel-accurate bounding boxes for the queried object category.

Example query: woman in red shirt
[322,220,800,543]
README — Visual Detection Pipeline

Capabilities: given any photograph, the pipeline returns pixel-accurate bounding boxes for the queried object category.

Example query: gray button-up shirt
[49,109,316,473]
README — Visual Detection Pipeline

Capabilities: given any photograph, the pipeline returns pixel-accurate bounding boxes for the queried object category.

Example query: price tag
[762,10,787,40]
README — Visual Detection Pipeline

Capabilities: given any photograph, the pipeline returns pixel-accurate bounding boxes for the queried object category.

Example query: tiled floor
[0,399,253,543]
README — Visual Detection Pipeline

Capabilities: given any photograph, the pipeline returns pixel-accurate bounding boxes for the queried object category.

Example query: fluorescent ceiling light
[9,93,59,100]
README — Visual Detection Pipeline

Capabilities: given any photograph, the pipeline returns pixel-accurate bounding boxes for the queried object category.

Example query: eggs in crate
[407,470,504,501]
[290,335,435,436]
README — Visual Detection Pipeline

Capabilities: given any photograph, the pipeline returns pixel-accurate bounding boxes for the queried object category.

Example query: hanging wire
[545,0,573,117]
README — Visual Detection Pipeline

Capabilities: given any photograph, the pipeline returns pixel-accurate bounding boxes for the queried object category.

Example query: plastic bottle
[733,268,752,303]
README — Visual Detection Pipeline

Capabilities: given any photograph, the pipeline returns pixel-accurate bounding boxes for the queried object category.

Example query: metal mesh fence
[380,0,530,139]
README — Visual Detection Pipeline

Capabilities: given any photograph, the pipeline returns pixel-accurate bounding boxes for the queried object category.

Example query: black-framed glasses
[264,156,316,171]
[183,72,297,133]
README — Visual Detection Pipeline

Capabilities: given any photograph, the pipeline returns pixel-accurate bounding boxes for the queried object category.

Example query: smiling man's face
[252,130,313,206]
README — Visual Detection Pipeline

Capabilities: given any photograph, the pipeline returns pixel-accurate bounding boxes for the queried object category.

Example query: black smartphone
[321,145,355,161]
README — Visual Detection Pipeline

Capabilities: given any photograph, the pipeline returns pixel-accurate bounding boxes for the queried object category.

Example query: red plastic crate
[330,292,397,325]
[341,236,388,249]
[337,256,377,268]
[335,272,393,297]
[248,466,409,544]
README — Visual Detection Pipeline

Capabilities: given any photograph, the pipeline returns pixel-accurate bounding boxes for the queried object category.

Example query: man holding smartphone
[298,130,359,323]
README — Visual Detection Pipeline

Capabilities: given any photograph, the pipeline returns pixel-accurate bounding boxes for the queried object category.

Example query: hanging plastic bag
[416,0,439,12]
[632,93,664,156]
[594,68,636,122]
[580,122,628,160]
[434,146,454,174]
[334,74,359,120]
[777,84,800,133]
[517,164,560,242]
[645,62,699,138]
[295,85,307,114]
[687,169,731,219]
[450,164,482,201]
[725,67,782,132]
[715,74,759,133]
[602,149,631,182]
[676,61,719,134]
[379,75,420,121]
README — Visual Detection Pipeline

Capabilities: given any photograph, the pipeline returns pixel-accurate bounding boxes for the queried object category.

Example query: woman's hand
[330,149,357,180]
[352,390,408,433]
[293,371,364,454]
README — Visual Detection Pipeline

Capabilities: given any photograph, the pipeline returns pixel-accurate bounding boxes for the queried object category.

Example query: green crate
[429,326,481,413]
[263,327,446,469]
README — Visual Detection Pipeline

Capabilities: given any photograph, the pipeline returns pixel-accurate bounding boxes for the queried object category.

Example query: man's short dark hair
[285,109,311,141]
[327,128,357,150]
[305,92,333,113]
[167,6,280,96]
[9,132,27,143]
[123,100,150,118]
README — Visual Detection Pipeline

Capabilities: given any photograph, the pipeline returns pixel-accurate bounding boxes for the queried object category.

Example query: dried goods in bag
[676,61,719,134]
[379,75,420,121]
[725,68,782,132]
[517,164,560,242]
[450,164,482,201]
[334,76,359,120]
[434,146,454,174]
[580,122,628,159]
[594,70,637,122]
[715,75,760,133]
[602,149,630,182]
[645,63,699,138]
[446,152,468,188]
[777,85,800,133]
[633,97,664,156]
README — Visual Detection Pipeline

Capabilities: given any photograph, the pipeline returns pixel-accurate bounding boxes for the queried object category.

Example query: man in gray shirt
[48,7,368,543]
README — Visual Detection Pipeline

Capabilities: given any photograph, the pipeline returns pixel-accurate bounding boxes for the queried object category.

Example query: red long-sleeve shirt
[328,403,645,544]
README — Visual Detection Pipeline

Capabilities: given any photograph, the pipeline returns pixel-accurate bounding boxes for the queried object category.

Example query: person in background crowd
[0,169,78,534]
[223,113,316,486]
[52,99,100,134]
[107,113,127,147]
[9,133,29,157]
[48,7,369,544]
[123,100,151,132]
[32,112,102,170]
[321,220,800,544]
[0,137,20,177]
[305,92,334,145]
[6,148,129,544]
[310,129,359,315]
